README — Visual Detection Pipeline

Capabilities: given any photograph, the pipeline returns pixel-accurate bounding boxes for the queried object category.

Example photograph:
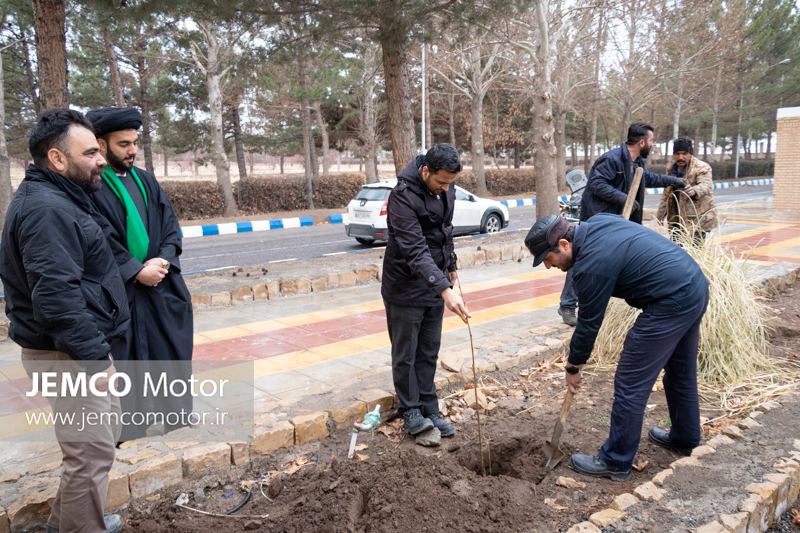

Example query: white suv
[344,180,510,245]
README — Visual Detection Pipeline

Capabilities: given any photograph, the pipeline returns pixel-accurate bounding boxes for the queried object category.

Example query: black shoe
[427,413,455,437]
[558,306,578,327]
[402,408,434,435]
[648,427,693,456]
[569,454,631,482]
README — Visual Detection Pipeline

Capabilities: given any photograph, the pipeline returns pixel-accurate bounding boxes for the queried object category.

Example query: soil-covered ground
[126,287,800,533]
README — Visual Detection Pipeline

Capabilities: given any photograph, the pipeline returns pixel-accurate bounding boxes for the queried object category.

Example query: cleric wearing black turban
[87,107,194,442]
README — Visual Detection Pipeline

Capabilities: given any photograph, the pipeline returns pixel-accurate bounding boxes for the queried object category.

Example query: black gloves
[672,178,687,189]
[632,200,640,212]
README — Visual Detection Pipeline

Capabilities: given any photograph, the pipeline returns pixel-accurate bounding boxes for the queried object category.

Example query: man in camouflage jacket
[656,136,718,242]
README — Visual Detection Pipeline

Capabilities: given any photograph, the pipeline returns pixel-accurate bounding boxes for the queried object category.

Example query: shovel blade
[543,440,565,469]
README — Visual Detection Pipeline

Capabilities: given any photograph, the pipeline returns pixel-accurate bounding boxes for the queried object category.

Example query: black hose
[223,491,252,515]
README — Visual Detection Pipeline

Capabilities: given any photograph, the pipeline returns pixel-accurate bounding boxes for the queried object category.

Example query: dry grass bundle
[588,224,798,414]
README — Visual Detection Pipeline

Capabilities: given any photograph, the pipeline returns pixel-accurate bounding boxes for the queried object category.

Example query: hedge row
[707,160,774,180]
[161,181,226,220]
[456,167,537,196]
[162,173,366,220]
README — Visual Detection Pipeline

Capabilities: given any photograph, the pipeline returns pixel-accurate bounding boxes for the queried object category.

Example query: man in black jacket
[87,107,194,441]
[558,123,687,328]
[525,214,709,481]
[0,109,129,533]
[382,144,471,436]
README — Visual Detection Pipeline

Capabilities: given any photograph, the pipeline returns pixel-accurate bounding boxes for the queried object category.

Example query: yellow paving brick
[273,313,321,327]
[349,332,391,350]
[307,341,365,359]
[199,326,254,342]
[238,320,284,334]
[269,350,330,370]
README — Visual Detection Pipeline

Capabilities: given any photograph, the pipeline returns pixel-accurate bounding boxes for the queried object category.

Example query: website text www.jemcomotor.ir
[25,408,228,432]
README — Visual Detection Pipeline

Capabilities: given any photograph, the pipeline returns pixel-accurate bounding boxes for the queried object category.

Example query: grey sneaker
[45,514,125,533]
[427,413,455,437]
[558,306,578,326]
[402,408,434,435]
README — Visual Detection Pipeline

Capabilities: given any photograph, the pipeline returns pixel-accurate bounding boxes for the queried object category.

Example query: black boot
[569,454,631,481]
[558,306,578,326]
[427,413,455,437]
[648,427,694,456]
[402,408,434,435]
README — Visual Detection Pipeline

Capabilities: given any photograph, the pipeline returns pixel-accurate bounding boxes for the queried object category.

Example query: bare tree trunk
[162,144,168,176]
[231,102,247,181]
[766,123,772,160]
[470,89,487,195]
[590,9,604,165]
[312,102,330,176]
[199,24,237,216]
[0,45,13,233]
[360,44,378,182]
[306,106,319,180]
[555,102,567,191]
[582,126,590,174]
[650,0,667,128]
[672,51,686,141]
[300,98,315,209]
[279,152,284,175]
[20,30,41,114]
[378,1,416,173]
[31,0,68,109]
[447,89,457,146]
[710,60,723,162]
[425,59,433,149]
[103,29,124,107]
[136,47,154,174]
[514,140,521,168]
[532,0,559,218]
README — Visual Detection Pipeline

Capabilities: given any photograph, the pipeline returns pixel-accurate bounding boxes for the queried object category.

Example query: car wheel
[355,237,375,246]
[482,213,502,234]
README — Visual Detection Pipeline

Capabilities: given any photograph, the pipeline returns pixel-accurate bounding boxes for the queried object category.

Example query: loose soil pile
[127,283,800,533]
[127,369,686,532]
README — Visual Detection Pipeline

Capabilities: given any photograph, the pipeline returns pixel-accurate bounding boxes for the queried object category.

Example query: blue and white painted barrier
[501,178,774,208]
[646,178,774,195]
[179,178,774,236]
[501,196,570,208]
[180,216,314,239]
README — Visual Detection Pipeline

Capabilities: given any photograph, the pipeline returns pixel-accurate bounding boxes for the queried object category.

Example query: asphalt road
[180,185,773,273]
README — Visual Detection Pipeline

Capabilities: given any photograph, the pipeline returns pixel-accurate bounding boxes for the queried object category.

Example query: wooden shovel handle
[558,389,574,426]
[622,167,644,220]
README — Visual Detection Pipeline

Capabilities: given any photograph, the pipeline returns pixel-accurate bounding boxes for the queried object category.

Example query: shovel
[543,389,575,469]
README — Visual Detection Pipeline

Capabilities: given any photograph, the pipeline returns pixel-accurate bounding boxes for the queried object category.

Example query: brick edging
[566,400,800,533]
[189,242,533,311]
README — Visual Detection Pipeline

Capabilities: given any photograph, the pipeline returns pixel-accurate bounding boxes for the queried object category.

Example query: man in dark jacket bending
[382,144,471,437]
[525,213,709,481]
[558,122,687,327]
[0,109,129,532]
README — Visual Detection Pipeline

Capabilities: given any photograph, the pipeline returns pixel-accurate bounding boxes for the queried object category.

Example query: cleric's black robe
[90,166,193,440]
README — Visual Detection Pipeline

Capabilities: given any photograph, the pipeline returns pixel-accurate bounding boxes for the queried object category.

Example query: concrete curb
[180,216,314,239]
[566,400,800,533]
[188,242,533,311]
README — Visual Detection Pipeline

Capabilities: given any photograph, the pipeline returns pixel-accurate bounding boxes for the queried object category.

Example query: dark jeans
[384,300,444,417]
[560,268,578,310]
[598,289,709,471]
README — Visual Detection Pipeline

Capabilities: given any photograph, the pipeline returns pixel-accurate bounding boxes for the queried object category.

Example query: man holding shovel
[524,213,709,481]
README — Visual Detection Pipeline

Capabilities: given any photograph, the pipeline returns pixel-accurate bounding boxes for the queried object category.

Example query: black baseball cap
[524,215,571,267]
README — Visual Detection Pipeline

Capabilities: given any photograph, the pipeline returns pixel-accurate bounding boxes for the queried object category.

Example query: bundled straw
[589,223,797,413]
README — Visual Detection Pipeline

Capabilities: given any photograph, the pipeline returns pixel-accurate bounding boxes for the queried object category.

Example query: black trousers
[598,289,709,470]
[384,301,444,417]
